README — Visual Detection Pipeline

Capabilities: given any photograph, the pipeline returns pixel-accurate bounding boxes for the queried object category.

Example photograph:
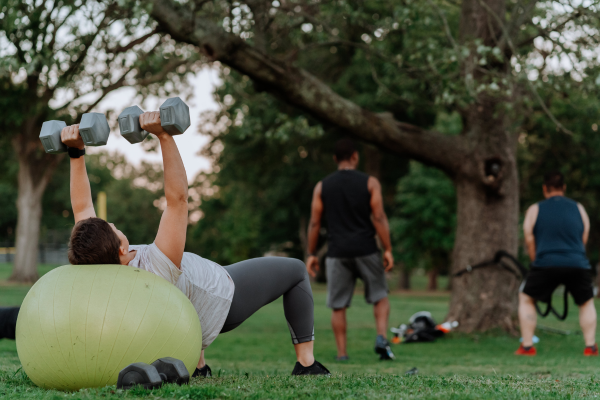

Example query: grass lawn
[1,263,600,399]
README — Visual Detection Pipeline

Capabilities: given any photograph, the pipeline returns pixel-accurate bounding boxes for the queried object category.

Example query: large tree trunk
[446,96,520,331]
[9,129,61,283]
[427,268,438,291]
[445,0,521,332]
[447,169,520,331]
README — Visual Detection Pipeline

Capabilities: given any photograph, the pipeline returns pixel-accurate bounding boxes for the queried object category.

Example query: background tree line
[3,0,600,332]
[2,47,600,291]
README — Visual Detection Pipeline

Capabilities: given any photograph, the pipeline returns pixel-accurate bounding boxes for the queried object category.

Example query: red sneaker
[514,344,537,356]
[584,344,598,356]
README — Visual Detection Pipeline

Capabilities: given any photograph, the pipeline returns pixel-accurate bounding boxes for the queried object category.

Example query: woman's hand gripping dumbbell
[118,97,190,144]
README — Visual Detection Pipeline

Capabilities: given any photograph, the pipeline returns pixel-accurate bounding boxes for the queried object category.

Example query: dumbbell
[117,362,162,390]
[117,97,190,144]
[39,113,110,154]
[117,357,189,390]
[151,357,190,385]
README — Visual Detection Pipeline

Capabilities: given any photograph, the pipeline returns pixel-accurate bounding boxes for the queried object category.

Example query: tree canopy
[146,0,600,331]
[0,0,202,281]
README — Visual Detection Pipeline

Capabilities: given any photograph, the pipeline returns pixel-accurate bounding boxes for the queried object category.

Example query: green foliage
[0,0,200,129]
[0,152,163,246]
[187,63,408,265]
[519,86,600,263]
[188,0,600,272]
[0,145,18,241]
[390,162,456,272]
[187,85,340,263]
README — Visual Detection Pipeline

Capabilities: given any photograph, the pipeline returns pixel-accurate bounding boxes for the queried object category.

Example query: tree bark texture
[150,0,521,331]
[446,0,520,332]
[427,268,439,291]
[9,123,61,283]
[363,145,382,181]
[398,263,411,291]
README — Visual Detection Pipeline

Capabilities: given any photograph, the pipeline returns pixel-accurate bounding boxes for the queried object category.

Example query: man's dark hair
[334,138,358,162]
[543,170,565,191]
[68,218,121,265]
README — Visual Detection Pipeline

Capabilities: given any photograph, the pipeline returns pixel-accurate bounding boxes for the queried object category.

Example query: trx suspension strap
[453,250,569,321]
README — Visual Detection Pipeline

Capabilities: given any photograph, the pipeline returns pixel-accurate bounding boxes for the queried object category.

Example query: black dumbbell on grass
[39,113,110,154]
[117,357,190,390]
[118,97,190,144]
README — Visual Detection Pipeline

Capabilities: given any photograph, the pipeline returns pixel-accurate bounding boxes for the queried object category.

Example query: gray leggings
[220,257,315,344]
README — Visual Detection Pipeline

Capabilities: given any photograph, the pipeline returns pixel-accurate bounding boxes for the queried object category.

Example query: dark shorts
[325,252,388,309]
[521,267,594,305]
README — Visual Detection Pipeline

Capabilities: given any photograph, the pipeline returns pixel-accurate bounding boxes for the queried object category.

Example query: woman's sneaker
[192,365,212,377]
[514,345,536,356]
[584,344,599,356]
[291,361,331,376]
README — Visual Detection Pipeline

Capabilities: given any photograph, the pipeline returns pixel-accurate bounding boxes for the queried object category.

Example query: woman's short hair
[68,218,121,265]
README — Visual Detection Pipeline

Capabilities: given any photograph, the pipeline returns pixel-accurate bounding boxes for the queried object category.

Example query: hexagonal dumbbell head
[79,113,110,146]
[159,97,190,136]
[39,120,68,154]
[118,105,149,144]
[151,357,190,386]
[117,362,163,390]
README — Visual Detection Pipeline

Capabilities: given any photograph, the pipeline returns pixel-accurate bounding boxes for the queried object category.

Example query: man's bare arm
[523,204,539,262]
[62,124,96,223]
[140,112,188,268]
[368,177,394,271]
[307,182,323,255]
[578,203,590,245]
[306,182,323,277]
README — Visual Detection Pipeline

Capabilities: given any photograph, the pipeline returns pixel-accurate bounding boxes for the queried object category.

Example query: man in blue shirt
[517,171,597,356]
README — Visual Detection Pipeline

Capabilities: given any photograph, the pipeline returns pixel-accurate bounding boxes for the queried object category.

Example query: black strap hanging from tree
[452,250,569,321]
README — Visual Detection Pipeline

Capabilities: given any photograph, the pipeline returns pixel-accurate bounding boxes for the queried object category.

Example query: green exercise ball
[16,264,202,391]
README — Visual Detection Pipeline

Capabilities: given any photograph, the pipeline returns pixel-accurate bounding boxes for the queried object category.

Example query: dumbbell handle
[39,113,109,154]
[118,97,190,144]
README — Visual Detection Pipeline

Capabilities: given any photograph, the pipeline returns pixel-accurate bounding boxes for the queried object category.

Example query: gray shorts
[325,252,388,309]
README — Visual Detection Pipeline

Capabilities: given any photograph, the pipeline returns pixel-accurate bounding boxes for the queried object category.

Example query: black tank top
[321,170,378,257]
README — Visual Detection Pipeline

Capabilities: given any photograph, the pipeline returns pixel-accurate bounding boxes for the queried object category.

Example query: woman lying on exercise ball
[61,111,329,377]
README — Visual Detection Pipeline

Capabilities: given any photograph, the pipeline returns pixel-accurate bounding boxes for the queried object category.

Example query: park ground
[1,264,600,399]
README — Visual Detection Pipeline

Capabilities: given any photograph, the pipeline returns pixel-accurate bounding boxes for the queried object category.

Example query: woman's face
[109,223,129,254]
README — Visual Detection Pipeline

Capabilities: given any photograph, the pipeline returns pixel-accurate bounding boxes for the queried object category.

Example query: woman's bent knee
[283,257,309,280]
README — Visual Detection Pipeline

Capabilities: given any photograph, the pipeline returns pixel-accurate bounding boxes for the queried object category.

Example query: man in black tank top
[306,139,395,361]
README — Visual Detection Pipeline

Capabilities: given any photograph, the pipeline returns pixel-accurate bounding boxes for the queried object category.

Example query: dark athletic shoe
[291,361,331,376]
[335,355,349,361]
[375,335,395,360]
[192,365,212,378]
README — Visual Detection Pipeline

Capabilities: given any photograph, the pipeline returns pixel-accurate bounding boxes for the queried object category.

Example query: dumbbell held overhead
[39,113,110,154]
[118,97,190,144]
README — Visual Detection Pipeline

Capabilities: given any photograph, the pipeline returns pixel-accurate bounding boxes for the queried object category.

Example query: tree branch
[48,3,84,52]
[476,0,574,136]
[150,0,469,174]
[53,4,117,90]
[108,28,160,54]
[507,0,538,41]
[516,9,582,48]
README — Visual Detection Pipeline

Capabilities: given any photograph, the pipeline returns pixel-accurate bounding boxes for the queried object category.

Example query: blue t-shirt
[532,196,590,269]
